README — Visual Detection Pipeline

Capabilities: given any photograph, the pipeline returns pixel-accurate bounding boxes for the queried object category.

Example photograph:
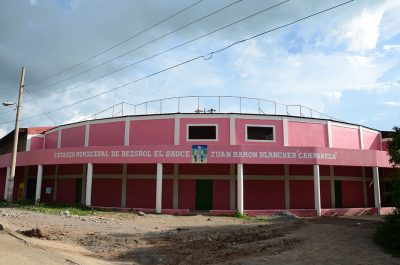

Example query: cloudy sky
[0,0,399,137]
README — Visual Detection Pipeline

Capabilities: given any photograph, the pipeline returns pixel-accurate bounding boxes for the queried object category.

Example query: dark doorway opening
[26,179,36,201]
[196,179,213,210]
[75,178,82,204]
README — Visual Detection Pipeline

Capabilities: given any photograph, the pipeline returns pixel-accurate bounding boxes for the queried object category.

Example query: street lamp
[3,66,25,202]
[2,102,15,107]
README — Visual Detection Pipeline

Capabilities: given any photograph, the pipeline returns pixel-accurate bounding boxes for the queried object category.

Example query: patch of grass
[234,211,271,222]
[2,201,105,216]
[374,210,400,257]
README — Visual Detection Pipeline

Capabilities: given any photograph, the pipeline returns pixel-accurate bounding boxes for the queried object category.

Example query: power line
[0,0,205,92]
[29,0,244,93]
[25,90,57,125]
[39,0,290,98]
[0,0,355,125]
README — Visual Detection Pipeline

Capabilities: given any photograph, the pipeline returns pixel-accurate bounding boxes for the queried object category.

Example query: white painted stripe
[124,118,130,146]
[174,116,180,145]
[57,129,62,148]
[327,121,332,148]
[84,124,90,147]
[230,115,235,145]
[283,118,288,146]
[359,126,364,150]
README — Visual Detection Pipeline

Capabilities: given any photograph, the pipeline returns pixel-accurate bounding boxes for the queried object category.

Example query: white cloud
[0,128,7,138]
[382,101,400,106]
[336,0,400,53]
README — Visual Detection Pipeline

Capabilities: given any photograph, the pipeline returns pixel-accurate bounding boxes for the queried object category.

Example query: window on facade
[246,125,274,141]
[188,125,217,140]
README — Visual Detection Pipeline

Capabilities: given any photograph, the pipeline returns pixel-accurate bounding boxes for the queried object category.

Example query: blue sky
[0,0,399,137]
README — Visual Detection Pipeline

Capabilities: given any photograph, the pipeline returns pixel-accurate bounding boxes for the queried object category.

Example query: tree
[375,126,400,255]
[386,126,400,209]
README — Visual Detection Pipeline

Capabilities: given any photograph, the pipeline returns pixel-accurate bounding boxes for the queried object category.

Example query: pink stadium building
[0,97,396,216]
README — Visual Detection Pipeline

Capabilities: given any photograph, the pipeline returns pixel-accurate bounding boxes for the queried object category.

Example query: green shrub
[375,210,400,256]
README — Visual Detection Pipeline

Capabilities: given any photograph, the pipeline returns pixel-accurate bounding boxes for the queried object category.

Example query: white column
[373,167,381,212]
[313,164,321,216]
[35,165,43,202]
[156,163,163,213]
[284,165,290,209]
[283,118,288,146]
[237,164,244,214]
[4,167,10,200]
[173,164,179,209]
[85,163,93,206]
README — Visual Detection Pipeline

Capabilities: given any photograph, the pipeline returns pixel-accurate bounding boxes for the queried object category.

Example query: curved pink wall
[288,122,328,147]
[130,119,174,145]
[363,131,381,150]
[89,122,125,146]
[61,126,85,148]
[332,125,360,149]
[30,137,44,150]
[235,119,283,146]
[44,131,58,149]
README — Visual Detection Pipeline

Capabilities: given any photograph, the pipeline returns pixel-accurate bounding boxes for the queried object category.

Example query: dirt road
[0,207,398,265]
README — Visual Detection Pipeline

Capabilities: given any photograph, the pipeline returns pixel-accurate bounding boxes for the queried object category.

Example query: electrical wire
[29,0,244,93]
[39,0,290,98]
[0,0,205,92]
[0,0,355,125]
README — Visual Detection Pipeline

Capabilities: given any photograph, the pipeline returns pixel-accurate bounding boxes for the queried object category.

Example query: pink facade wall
[244,180,285,209]
[180,118,230,145]
[43,165,56,176]
[90,122,125,146]
[178,179,195,210]
[130,119,174,145]
[179,164,229,175]
[244,164,284,175]
[235,119,284,146]
[126,179,155,208]
[58,164,83,175]
[162,179,173,209]
[40,179,54,203]
[363,131,381,150]
[93,164,123,174]
[288,122,328,147]
[341,181,364,207]
[320,180,331,208]
[30,137,44,150]
[91,179,122,207]
[56,178,77,205]
[61,126,85,148]
[213,180,230,210]
[331,125,360,149]
[127,164,173,174]
[334,166,362,177]
[44,131,58,149]
[290,180,314,209]
[289,165,313,176]
[0,168,5,199]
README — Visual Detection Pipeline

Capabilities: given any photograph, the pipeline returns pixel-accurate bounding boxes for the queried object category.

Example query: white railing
[81,96,339,121]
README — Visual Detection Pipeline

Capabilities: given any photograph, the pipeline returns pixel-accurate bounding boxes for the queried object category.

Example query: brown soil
[0,208,399,265]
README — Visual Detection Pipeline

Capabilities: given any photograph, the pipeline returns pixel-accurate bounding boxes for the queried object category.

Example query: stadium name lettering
[210,151,337,160]
[54,150,191,159]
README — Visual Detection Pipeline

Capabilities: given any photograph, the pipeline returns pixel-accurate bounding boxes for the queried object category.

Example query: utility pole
[6,66,25,202]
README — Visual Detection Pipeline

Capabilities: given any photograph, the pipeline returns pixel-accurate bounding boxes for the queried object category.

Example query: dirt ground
[0,208,399,265]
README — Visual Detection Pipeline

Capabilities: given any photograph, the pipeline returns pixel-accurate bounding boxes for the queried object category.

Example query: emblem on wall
[192,145,208,163]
